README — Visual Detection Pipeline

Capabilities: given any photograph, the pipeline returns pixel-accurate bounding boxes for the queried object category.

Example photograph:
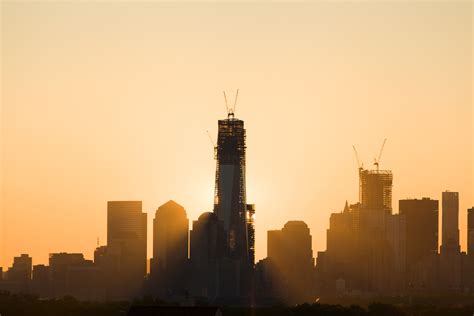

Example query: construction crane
[352,146,364,171]
[207,130,217,160]
[223,89,239,119]
[373,138,387,171]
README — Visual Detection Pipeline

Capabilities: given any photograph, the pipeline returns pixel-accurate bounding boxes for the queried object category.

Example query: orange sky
[1,2,472,268]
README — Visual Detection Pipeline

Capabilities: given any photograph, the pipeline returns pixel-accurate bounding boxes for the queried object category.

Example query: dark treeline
[1,292,474,316]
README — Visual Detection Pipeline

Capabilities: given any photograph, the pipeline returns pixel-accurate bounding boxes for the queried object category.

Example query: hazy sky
[1,1,472,268]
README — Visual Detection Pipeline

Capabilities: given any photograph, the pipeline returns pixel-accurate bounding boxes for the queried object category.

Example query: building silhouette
[7,254,32,283]
[399,198,439,290]
[211,105,254,301]
[189,212,227,300]
[31,264,50,297]
[439,191,461,291]
[1,254,33,293]
[68,259,105,300]
[359,169,393,214]
[441,191,460,253]
[150,200,189,300]
[267,221,315,304]
[107,201,147,299]
[94,245,120,298]
[213,115,249,262]
[317,161,405,295]
[466,207,474,291]
[49,252,85,297]
[467,207,474,256]
[386,212,406,291]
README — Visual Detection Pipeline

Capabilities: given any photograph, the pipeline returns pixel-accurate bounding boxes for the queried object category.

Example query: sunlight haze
[1,2,472,267]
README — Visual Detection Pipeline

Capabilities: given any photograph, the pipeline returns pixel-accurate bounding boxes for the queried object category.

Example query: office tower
[359,169,393,214]
[107,201,147,299]
[211,104,255,301]
[150,200,189,299]
[67,259,105,301]
[189,212,226,299]
[213,113,249,262]
[94,245,121,298]
[32,264,50,297]
[49,253,85,297]
[468,207,474,291]
[440,191,461,291]
[441,191,460,252]
[49,253,104,300]
[246,204,256,266]
[399,198,438,269]
[468,207,474,256]
[385,213,407,291]
[267,221,315,304]
[322,202,363,294]
[5,254,32,293]
[7,254,32,282]
[326,202,354,268]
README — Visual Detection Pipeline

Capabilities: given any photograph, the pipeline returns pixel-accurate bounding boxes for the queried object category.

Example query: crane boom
[206,130,217,160]
[233,88,239,114]
[352,146,363,170]
[374,138,387,171]
[223,91,229,113]
[377,138,387,163]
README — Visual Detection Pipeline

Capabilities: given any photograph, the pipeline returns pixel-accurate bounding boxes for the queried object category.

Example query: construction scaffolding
[246,204,256,266]
[213,117,249,261]
[359,169,393,214]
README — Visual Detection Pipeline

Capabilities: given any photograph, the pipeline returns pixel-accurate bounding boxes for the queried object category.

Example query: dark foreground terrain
[1,292,473,316]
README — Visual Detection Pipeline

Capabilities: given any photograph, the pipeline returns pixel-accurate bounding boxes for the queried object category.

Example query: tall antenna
[223,89,239,119]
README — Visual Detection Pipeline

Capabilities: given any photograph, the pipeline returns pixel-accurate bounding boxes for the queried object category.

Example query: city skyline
[1,108,472,267]
[1,1,473,269]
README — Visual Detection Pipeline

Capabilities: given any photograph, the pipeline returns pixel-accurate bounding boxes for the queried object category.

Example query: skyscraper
[440,191,461,291]
[213,112,249,262]
[359,168,393,214]
[107,201,147,299]
[31,264,50,297]
[468,207,474,256]
[399,198,438,290]
[189,212,227,299]
[267,221,315,304]
[211,97,255,301]
[399,198,438,269]
[468,207,474,291]
[49,252,85,298]
[150,200,189,298]
[6,254,32,293]
[7,254,32,283]
[441,191,460,253]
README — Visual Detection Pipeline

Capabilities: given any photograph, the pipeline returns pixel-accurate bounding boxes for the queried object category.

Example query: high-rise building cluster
[0,109,473,305]
[317,171,474,296]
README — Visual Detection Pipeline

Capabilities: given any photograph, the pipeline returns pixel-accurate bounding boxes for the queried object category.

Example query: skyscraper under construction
[359,169,393,214]
[213,91,250,264]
